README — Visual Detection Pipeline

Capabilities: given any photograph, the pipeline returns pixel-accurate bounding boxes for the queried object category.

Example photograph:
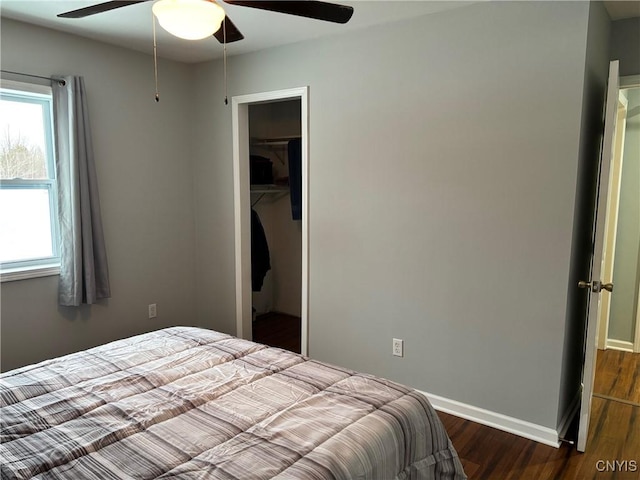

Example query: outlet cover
[148,304,157,319]
[392,338,404,357]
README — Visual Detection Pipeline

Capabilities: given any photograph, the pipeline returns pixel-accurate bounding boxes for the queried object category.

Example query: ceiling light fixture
[152,0,225,41]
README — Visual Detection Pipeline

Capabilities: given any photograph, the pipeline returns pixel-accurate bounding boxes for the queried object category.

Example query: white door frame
[635,280,640,353]
[595,75,640,353]
[232,86,309,355]
[596,91,628,350]
[618,76,640,353]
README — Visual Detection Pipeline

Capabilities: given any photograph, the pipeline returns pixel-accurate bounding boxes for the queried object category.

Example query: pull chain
[223,18,228,106]
[152,12,160,102]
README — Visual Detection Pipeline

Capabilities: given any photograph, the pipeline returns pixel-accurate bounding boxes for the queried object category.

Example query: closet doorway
[232,87,309,355]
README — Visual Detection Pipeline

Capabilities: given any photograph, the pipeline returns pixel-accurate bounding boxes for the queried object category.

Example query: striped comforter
[1,326,466,479]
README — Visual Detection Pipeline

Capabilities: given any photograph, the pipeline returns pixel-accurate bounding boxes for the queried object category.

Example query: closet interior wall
[249,100,302,318]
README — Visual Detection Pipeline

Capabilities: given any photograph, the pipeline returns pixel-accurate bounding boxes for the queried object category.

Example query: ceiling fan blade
[213,16,245,43]
[223,1,354,24]
[58,0,150,19]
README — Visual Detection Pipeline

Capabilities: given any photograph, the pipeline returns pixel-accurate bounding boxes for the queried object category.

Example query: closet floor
[253,311,301,354]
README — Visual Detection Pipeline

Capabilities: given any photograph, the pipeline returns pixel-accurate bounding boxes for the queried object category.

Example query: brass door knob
[578,280,613,293]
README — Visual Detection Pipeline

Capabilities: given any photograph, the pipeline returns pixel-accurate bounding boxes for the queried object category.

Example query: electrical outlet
[148,303,157,319]
[392,338,404,357]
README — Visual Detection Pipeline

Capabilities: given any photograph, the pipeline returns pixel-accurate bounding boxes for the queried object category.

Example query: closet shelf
[251,136,300,165]
[251,136,300,148]
[251,184,289,206]
[250,184,289,194]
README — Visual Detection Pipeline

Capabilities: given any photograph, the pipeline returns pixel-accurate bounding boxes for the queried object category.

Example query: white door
[576,60,620,452]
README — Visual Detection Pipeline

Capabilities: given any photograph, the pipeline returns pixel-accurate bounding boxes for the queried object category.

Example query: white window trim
[1,263,60,283]
[0,78,60,282]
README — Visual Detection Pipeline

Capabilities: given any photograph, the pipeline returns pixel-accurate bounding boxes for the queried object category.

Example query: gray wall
[0,19,198,371]
[610,17,640,76]
[193,1,598,430]
[609,87,640,342]
[0,1,612,434]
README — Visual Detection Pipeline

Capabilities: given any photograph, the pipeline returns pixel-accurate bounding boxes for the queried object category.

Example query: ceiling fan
[57,0,355,43]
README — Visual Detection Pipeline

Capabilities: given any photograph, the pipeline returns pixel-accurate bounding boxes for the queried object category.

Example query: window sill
[1,264,60,283]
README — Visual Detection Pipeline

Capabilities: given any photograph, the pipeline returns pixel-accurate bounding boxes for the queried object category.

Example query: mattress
[0,326,466,479]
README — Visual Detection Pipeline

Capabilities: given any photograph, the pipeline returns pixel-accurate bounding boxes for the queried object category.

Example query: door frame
[619,76,640,354]
[231,86,310,355]
[635,280,640,352]
[596,75,640,353]
[596,90,628,350]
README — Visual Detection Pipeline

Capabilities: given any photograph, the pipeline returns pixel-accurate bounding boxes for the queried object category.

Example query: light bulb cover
[152,0,225,40]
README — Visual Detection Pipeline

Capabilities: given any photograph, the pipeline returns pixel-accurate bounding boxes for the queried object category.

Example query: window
[0,80,60,281]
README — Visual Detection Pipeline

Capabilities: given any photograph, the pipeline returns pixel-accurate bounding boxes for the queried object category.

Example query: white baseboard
[419,390,560,448]
[557,389,580,441]
[606,339,634,352]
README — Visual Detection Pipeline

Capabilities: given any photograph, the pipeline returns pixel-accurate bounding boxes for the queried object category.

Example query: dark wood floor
[252,311,301,354]
[438,397,639,479]
[438,350,640,479]
[593,348,640,405]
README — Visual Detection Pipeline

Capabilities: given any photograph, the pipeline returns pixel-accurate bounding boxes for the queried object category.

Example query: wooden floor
[593,348,640,405]
[439,397,639,479]
[252,311,301,354]
[440,349,640,479]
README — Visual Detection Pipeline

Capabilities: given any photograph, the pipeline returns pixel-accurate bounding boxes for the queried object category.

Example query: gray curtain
[53,76,110,306]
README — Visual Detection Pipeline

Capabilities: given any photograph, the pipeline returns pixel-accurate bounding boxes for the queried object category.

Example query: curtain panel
[53,76,110,306]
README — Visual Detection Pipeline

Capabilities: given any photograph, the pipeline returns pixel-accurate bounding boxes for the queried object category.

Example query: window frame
[0,79,61,282]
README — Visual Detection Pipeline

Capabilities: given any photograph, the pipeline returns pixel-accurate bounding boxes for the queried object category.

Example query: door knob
[578,280,613,293]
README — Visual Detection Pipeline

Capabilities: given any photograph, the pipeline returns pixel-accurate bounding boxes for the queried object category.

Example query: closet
[249,99,302,353]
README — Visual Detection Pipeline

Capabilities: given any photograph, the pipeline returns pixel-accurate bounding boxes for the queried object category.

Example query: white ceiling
[1,1,638,64]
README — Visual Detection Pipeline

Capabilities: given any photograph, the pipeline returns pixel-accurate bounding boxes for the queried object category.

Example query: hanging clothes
[251,208,271,292]
[288,137,302,220]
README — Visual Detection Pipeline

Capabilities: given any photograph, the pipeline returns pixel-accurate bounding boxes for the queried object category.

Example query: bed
[1,326,466,479]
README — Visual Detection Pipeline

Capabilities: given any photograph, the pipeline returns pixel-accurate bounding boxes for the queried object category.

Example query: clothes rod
[0,70,66,86]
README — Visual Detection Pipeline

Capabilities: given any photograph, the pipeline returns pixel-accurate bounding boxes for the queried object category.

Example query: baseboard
[605,339,634,352]
[420,390,560,448]
[557,389,581,441]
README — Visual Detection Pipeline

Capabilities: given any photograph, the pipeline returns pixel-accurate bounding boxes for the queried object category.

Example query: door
[576,60,620,452]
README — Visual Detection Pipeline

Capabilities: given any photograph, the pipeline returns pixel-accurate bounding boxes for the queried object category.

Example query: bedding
[0,326,466,480]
